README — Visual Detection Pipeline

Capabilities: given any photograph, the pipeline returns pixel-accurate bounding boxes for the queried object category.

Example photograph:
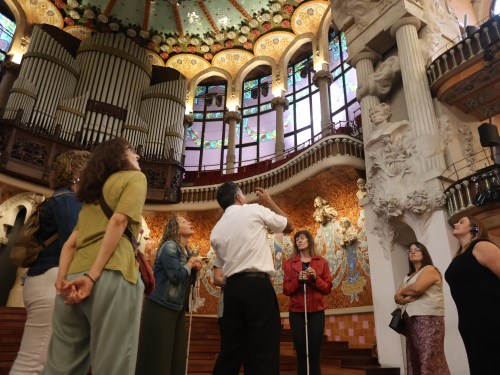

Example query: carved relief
[458,122,476,173]
[331,0,382,31]
[11,138,49,167]
[357,56,401,100]
[366,103,410,148]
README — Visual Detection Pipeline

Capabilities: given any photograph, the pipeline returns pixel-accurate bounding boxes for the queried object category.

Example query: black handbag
[389,306,406,334]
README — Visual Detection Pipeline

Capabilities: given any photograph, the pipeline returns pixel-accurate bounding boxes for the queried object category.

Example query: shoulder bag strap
[98,194,135,247]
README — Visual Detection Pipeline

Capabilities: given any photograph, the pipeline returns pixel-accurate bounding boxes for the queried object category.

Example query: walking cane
[185,278,196,375]
[303,276,310,375]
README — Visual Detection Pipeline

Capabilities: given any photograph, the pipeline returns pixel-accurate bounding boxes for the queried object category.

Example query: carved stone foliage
[365,132,445,254]
[11,138,49,167]
[458,122,476,173]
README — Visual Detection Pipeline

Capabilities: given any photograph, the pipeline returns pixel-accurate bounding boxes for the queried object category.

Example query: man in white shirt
[211,182,293,375]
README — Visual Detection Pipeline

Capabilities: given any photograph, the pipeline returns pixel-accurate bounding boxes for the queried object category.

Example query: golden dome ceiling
[15,0,329,68]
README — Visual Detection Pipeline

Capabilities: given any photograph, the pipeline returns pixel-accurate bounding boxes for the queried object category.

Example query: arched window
[184,31,360,172]
[0,11,16,62]
[328,31,359,127]
[185,84,227,171]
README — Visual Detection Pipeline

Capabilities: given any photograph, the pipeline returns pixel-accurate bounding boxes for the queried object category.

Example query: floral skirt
[404,315,450,375]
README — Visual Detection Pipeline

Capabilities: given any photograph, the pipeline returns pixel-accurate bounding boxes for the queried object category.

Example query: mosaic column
[390,17,444,171]
[312,70,334,132]
[349,51,380,142]
[0,61,21,112]
[224,111,242,174]
[271,96,289,160]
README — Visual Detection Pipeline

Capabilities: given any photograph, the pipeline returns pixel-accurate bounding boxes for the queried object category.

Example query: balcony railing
[427,15,500,86]
[178,132,364,205]
[440,148,499,221]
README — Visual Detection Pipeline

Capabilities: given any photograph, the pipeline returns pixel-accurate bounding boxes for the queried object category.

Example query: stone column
[0,61,21,113]
[312,70,334,133]
[348,51,380,143]
[182,114,194,164]
[224,111,242,174]
[390,17,445,172]
[271,96,289,160]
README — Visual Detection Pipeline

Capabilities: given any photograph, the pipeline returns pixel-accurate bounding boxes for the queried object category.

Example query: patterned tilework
[281,312,376,349]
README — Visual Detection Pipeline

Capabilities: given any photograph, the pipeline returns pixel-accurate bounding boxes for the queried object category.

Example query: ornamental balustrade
[427,15,500,86]
[440,148,499,222]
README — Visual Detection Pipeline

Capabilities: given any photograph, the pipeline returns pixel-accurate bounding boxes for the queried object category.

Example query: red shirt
[283,254,332,313]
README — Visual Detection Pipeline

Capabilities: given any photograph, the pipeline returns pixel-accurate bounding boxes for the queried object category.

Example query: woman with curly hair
[42,138,147,375]
[135,214,203,375]
[10,150,90,375]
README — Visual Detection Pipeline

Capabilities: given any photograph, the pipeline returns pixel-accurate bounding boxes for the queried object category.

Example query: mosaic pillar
[224,111,242,174]
[312,70,334,132]
[271,96,289,160]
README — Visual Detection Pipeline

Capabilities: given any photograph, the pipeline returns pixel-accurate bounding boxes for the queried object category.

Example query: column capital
[390,17,422,37]
[224,110,242,124]
[348,50,380,67]
[183,114,194,126]
[312,70,333,87]
[270,96,289,110]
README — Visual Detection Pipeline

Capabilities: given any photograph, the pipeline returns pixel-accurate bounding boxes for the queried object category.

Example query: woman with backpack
[10,150,90,375]
[42,138,147,375]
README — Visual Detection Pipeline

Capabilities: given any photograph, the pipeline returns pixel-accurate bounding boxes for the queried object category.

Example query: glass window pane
[330,77,345,113]
[186,122,203,148]
[345,68,358,103]
[296,128,312,147]
[296,99,311,130]
[331,110,347,125]
[347,101,361,122]
[241,117,258,144]
[184,149,200,171]
[241,145,257,165]
[202,147,222,170]
[284,103,294,135]
[284,133,295,152]
[311,91,322,136]
[260,138,276,159]
[202,120,223,149]
[329,34,342,71]
[243,79,259,107]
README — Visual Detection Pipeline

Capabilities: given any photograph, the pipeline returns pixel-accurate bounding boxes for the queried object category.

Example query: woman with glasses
[394,242,450,375]
[445,215,500,375]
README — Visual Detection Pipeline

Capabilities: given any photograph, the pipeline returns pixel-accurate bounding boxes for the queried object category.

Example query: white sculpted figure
[366,103,410,148]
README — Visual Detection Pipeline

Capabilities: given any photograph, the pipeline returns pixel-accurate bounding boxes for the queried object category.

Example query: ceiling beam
[197,0,219,34]
[103,0,118,17]
[143,0,151,31]
[172,2,184,37]
[228,0,252,21]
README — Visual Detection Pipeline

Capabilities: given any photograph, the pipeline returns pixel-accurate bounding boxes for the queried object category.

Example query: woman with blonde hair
[10,150,90,375]
[445,215,500,374]
[135,214,203,375]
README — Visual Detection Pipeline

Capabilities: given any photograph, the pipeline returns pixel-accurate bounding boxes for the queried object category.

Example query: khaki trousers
[42,270,144,375]
[10,267,58,375]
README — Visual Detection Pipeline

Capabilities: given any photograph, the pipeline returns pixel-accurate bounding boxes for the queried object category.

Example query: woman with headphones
[445,215,500,375]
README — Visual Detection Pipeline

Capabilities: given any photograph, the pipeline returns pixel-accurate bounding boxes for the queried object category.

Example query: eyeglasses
[407,248,421,254]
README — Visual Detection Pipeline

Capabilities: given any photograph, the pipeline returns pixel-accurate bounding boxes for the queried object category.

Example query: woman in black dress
[445,215,500,375]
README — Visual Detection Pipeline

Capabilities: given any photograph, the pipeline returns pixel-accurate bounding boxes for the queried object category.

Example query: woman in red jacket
[283,229,333,375]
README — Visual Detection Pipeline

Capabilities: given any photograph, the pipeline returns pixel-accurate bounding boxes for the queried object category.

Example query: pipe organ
[2,24,188,162]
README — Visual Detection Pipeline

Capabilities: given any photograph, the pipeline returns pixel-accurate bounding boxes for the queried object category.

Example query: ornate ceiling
[15,0,329,71]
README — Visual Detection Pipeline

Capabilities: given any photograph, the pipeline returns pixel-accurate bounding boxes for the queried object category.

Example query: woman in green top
[42,138,147,375]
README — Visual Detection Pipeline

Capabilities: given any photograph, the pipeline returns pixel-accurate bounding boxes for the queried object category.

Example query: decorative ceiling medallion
[212,49,255,78]
[291,0,329,35]
[20,0,63,28]
[165,54,211,80]
[63,25,93,40]
[145,50,165,67]
[253,31,295,63]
